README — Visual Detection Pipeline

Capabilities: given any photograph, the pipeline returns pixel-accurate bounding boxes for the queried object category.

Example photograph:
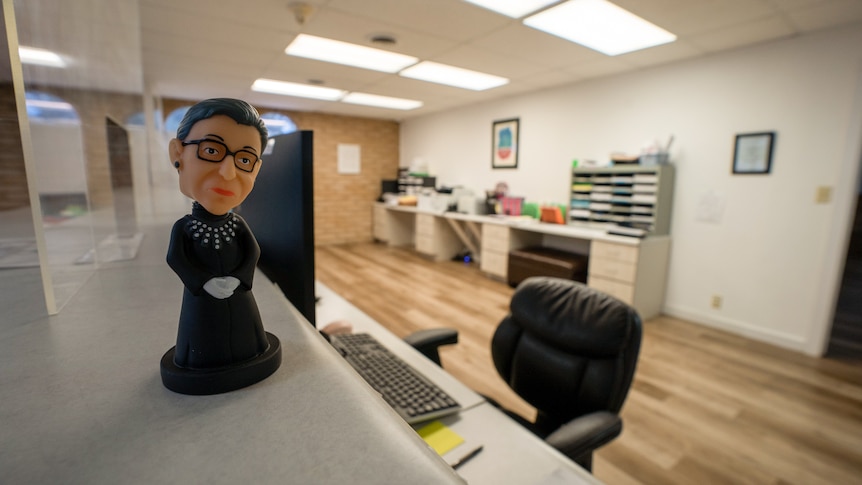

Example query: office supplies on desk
[416,421,464,455]
[328,333,461,424]
[540,206,564,224]
[451,445,483,470]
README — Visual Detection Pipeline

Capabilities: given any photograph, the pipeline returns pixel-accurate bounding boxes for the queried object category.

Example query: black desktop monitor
[238,130,316,326]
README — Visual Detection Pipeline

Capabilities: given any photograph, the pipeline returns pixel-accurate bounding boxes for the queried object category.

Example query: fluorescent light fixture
[342,93,423,110]
[19,46,66,67]
[286,34,418,73]
[251,78,346,101]
[463,0,559,18]
[25,99,75,111]
[262,118,295,127]
[523,0,677,56]
[400,62,508,91]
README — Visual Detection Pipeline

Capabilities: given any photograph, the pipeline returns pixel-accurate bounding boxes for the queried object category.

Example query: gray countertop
[0,222,462,484]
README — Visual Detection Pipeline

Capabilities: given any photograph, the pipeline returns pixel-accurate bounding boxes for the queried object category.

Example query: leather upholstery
[403,328,458,366]
[492,277,642,466]
[403,275,642,472]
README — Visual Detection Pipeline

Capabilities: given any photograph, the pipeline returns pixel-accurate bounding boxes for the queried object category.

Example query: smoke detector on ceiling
[368,33,398,46]
[288,2,315,26]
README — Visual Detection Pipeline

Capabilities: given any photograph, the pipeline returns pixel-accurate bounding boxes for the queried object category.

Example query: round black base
[160,332,282,395]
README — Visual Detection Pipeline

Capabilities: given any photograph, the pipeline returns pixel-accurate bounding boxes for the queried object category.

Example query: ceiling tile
[688,15,797,52]
[784,0,862,31]
[470,23,608,69]
[14,0,860,120]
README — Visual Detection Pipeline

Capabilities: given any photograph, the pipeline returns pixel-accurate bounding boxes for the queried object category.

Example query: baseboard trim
[662,304,809,354]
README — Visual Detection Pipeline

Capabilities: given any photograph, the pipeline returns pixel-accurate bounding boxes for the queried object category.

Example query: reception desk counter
[0,222,462,484]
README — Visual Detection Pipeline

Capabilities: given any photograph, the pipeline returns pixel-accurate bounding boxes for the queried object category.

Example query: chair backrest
[492,277,642,433]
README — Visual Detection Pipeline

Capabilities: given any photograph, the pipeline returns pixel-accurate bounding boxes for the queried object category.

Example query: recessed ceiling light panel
[251,78,346,101]
[19,46,67,68]
[463,0,560,18]
[25,99,75,111]
[285,34,418,73]
[523,0,676,56]
[400,62,509,91]
[342,92,423,110]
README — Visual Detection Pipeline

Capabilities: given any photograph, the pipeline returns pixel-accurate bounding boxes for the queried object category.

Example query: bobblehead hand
[203,276,240,299]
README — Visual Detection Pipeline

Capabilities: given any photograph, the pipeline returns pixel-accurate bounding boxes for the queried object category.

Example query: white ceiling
[10,0,862,121]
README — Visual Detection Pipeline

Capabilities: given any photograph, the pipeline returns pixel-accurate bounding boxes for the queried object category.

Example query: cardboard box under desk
[507,247,588,288]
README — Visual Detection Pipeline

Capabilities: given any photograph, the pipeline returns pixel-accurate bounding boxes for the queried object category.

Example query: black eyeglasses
[181,138,260,172]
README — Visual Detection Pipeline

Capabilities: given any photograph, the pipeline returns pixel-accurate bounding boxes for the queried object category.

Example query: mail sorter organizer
[507,246,589,288]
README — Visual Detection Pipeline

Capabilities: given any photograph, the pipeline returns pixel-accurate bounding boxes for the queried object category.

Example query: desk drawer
[482,224,510,253]
[591,241,638,265]
[416,214,435,236]
[588,275,634,305]
[373,222,388,242]
[480,249,508,278]
[416,235,434,255]
[589,257,636,283]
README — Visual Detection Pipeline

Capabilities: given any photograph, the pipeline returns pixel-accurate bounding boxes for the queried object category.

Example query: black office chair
[406,276,642,472]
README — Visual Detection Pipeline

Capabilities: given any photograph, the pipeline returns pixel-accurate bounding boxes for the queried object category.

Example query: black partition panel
[105,116,138,237]
[238,130,315,326]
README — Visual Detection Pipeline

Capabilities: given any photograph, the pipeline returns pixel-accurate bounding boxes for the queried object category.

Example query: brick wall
[0,83,143,211]
[163,98,400,246]
[0,84,28,211]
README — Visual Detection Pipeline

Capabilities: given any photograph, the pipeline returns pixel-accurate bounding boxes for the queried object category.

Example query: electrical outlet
[711,295,722,309]
[815,186,832,204]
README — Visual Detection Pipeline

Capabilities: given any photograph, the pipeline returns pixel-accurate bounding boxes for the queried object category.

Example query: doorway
[827,191,862,358]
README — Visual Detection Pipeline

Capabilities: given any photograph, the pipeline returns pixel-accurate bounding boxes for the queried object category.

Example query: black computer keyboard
[328,333,461,424]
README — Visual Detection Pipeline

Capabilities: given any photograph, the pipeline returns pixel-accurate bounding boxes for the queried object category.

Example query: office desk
[374,203,670,319]
[316,282,602,485]
[0,222,462,484]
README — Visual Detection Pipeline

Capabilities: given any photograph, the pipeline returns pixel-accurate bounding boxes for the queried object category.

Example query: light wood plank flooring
[315,242,862,485]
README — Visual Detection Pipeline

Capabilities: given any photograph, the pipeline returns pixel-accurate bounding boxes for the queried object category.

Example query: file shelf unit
[570,164,675,236]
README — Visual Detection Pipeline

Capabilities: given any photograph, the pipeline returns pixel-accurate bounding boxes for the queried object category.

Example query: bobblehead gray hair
[176,98,268,150]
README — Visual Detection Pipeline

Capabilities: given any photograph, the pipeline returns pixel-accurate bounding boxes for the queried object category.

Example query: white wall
[400,23,862,356]
[30,122,87,195]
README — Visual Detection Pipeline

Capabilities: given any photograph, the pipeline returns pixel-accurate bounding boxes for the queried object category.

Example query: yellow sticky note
[416,421,464,456]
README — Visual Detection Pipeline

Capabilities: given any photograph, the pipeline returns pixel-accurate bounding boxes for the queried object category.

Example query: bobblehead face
[169,114,262,216]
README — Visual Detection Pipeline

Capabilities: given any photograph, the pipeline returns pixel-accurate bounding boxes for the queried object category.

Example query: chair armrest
[544,411,622,464]
[403,328,458,366]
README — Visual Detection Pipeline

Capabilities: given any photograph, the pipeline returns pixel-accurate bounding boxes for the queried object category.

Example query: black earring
[174,161,180,168]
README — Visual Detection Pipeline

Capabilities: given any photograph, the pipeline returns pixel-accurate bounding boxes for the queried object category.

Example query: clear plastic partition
[0,0,54,319]
[11,0,146,312]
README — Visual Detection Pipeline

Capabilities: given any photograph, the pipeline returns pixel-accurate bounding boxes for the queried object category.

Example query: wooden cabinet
[373,203,389,242]
[415,213,463,261]
[479,223,509,278]
[587,238,670,319]
[570,165,674,236]
[479,223,541,280]
[374,204,670,319]
[373,204,416,246]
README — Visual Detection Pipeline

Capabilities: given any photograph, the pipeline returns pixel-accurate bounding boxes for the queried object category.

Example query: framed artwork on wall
[492,118,519,169]
[732,131,775,174]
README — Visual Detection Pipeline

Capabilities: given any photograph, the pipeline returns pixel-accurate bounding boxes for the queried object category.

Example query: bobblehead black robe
[166,202,268,369]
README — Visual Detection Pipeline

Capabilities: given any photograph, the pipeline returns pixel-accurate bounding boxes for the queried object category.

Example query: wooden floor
[315,242,862,485]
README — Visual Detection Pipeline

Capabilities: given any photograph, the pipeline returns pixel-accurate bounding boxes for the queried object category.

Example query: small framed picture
[732,132,775,174]
[492,118,519,169]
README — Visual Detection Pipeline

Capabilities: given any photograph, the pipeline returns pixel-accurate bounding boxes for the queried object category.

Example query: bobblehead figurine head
[169,98,269,215]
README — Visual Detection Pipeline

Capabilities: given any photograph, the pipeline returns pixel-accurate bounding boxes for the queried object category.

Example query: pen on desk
[451,445,483,470]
